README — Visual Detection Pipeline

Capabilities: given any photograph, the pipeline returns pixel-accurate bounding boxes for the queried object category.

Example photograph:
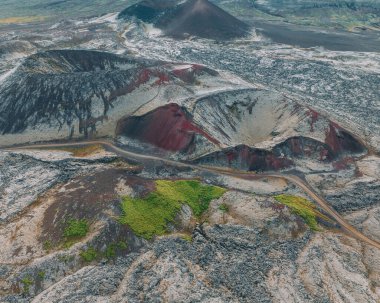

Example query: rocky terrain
[245,0,380,30]
[0,0,379,302]
[0,147,379,302]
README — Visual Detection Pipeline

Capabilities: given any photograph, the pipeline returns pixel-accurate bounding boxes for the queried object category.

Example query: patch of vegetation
[58,254,74,263]
[117,241,128,250]
[104,245,116,260]
[181,234,193,242]
[43,240,52,251]
[120,180,226,240]
[274,195,329,231]
[62,218,89,248]
[218,203,229,213]
[63,240,76,249]
[37,271,45,280]
[104,241,128,260]
[80,247,98,262]
[64,219,89,239]
[20,276,33,294]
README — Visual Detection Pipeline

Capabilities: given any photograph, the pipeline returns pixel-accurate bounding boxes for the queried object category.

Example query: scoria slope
[119,0,250,40]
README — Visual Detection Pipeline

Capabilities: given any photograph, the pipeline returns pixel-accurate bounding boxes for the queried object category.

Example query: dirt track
[4,139,380,250]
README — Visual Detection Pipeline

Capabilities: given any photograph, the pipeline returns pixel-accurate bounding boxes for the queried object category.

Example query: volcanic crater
[0,49,223,144]
[117,88,366,172]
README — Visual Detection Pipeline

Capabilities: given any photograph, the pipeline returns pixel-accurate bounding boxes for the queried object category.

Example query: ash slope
[118,0,250,40]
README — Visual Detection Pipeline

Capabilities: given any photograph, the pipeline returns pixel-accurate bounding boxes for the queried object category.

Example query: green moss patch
[104,241,128,260]
[180,234,193,242]
[274,194,329,231]
[218,203,229,213]
[37,271,45,280]
[79,241,128,262]
[62,219,89,248]
[20,276,33,294]
[64,219,89,238]
[119,180,226,239]
[80,247,97,262]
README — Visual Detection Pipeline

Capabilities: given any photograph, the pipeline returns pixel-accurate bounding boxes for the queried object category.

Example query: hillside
[119,0,250,39]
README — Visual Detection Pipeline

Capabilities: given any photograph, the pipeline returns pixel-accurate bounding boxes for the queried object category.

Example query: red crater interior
[325,122,365,155]
[198,145,294,172]
[116,103,219,152]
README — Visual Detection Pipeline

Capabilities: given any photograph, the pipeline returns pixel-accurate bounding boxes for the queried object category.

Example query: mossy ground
[218,203,229,213]
[64,219,89,238]
[274,194,330,231]
[180,234,193,242]
[120,180,226,240]
[80,242,128,262]
[63,219,89,247]
[20,276,33,294]
[104,241,128,260]
[80,247,98,262]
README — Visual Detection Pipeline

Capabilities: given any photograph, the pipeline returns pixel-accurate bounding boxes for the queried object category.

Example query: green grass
[104,242,128,260]
[20,276,33,294]
[64,219,89,239]
[119,180,226,240]
[218,203,229,213]
[80,247,98,262]
[104,245,116,260]
[181,234,193,242]
[58,254,74,263]
[80,242,128,262]
[117,241,128,250]
[62,219,89,248]
[274,194,329,231]
[43,240,52,251]
[37,271,45,280]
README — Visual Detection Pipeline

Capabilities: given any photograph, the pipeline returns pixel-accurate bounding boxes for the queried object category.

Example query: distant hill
[118,0,250,40]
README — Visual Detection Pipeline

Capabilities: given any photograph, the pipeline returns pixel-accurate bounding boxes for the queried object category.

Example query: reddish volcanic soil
[325,122,366,155]
[194,145,294,172]
[109,65,217,102]
[116,103,219,152]
[40,169,156,245]
[194,134,366,172]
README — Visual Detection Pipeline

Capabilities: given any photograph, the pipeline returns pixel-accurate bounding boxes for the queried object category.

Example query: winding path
[4,139,380,250]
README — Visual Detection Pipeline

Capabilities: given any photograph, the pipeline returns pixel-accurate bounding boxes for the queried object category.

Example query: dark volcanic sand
[254,20,380,52]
